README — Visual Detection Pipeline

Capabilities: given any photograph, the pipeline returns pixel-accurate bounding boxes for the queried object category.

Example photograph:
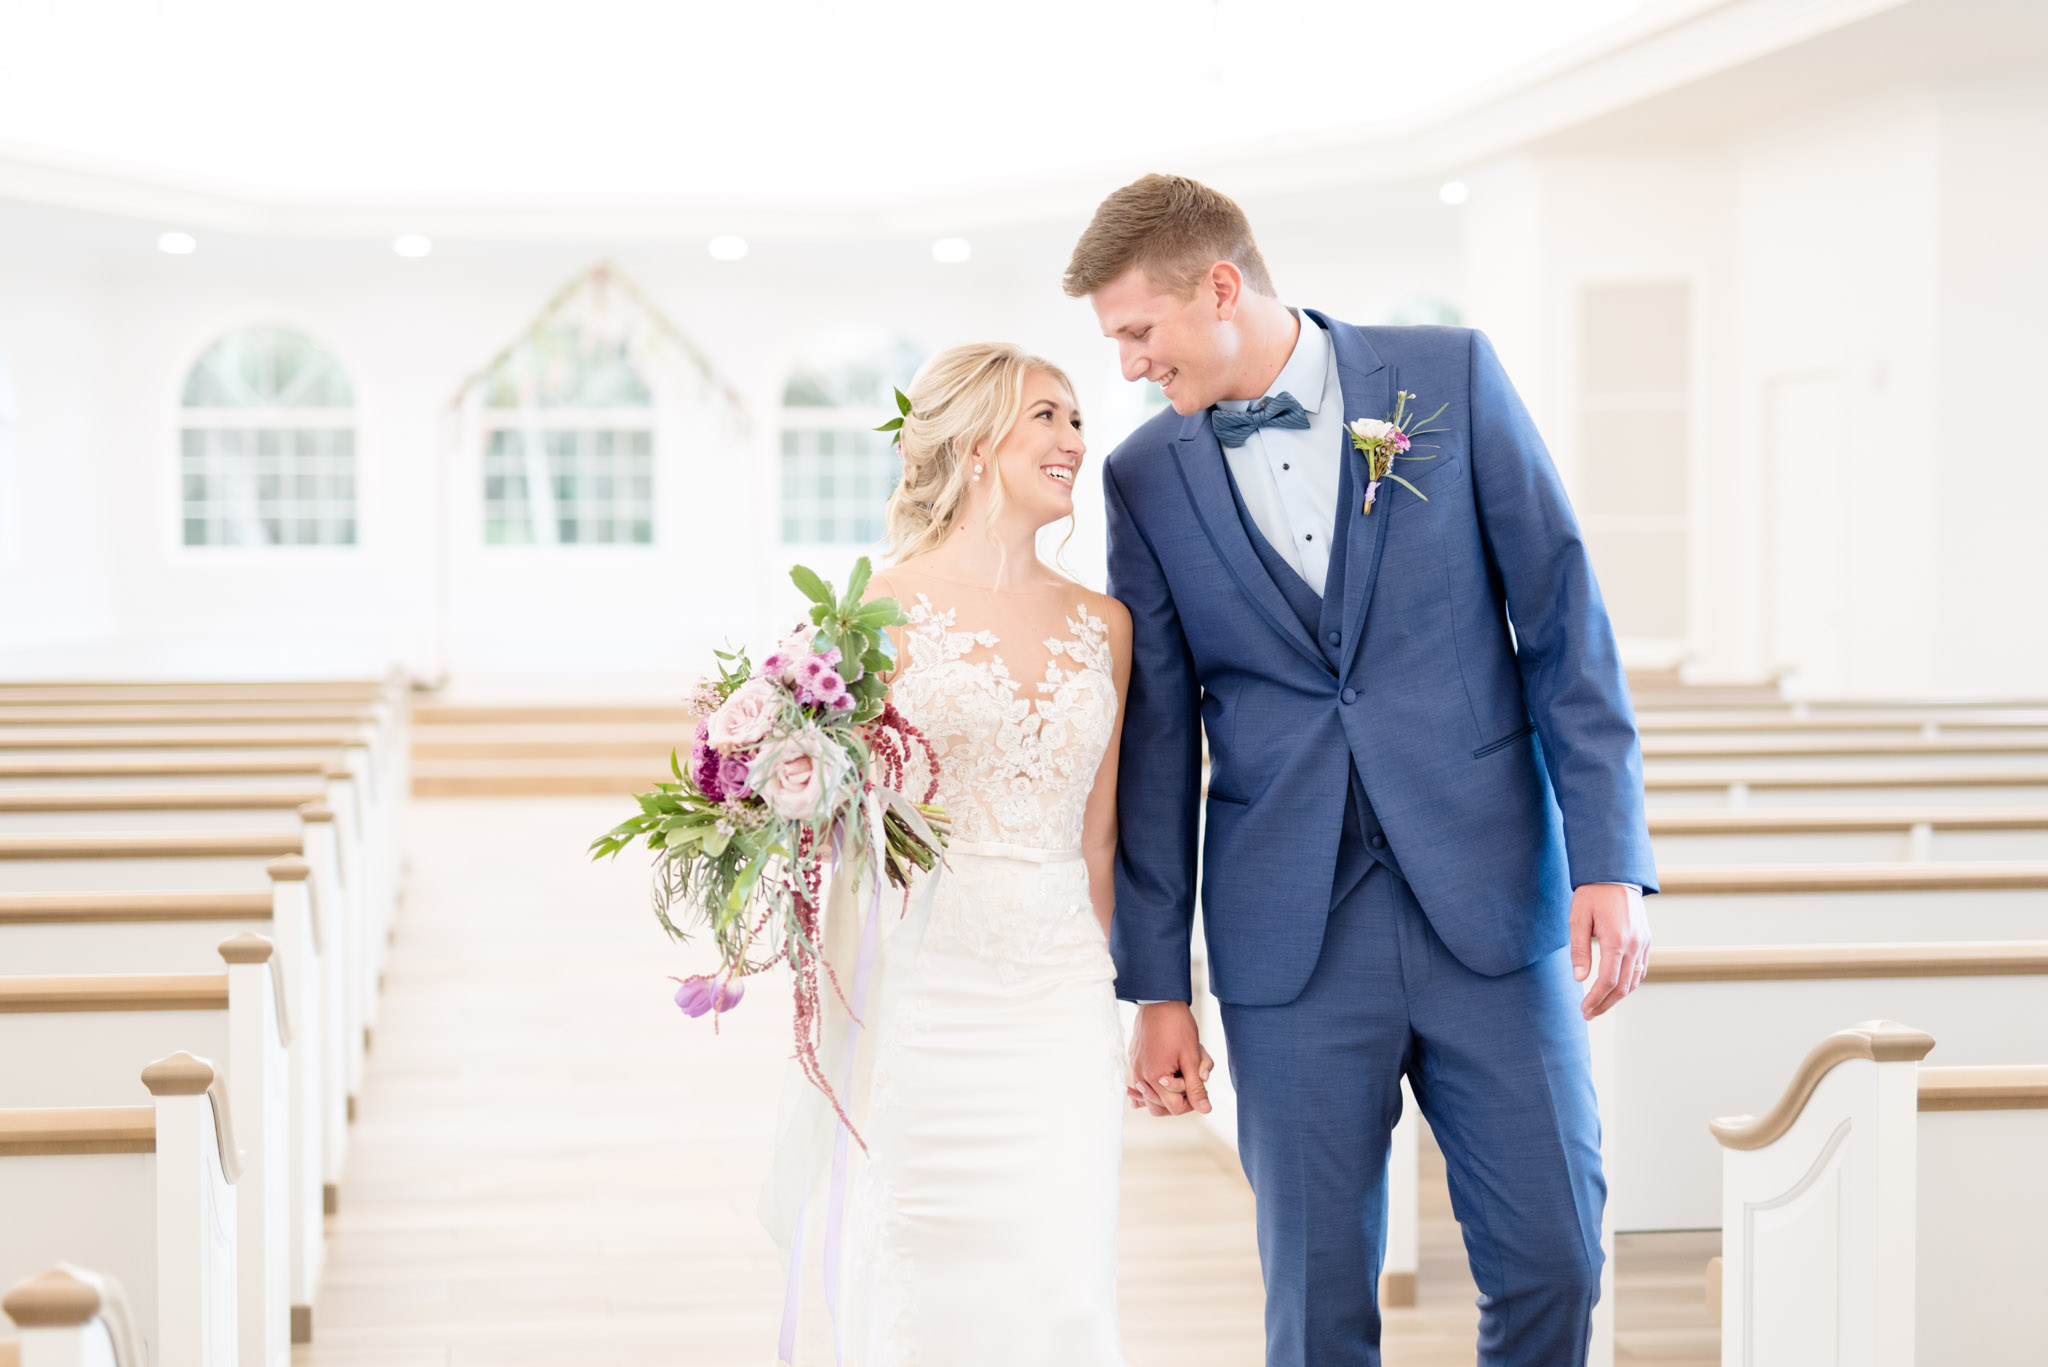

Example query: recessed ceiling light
[1439,180,1470,206]
[156,231,197,255]
[708,235,748,261]
[392,233,433,258]
[931,237,971,264]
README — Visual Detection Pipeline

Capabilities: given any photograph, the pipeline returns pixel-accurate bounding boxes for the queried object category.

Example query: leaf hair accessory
[873,387,913,443]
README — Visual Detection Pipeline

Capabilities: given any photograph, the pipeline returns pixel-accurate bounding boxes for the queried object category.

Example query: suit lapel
[1311,310,1395,683]
[1170,410,1330,675]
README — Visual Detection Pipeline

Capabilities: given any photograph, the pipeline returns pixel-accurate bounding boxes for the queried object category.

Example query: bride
[771,342,1183,1365]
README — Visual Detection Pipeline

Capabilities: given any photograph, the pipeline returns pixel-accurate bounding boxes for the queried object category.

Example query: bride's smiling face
[977,369,1085,529]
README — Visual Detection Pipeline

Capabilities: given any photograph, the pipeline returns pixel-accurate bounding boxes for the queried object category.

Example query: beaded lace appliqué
[890,593,1117,853]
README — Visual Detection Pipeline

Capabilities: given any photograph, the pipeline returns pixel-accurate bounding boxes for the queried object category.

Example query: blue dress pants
[1218,863,1605,1366]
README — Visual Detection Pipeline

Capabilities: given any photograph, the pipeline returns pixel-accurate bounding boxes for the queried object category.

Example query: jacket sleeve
[1103,457,1206,1000]
[1467,329,1660,894]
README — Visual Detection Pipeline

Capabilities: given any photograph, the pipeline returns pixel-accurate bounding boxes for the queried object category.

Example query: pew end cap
[1,1266,99,1328]
[1710,1020,1935,1150]
[217,932,275,965]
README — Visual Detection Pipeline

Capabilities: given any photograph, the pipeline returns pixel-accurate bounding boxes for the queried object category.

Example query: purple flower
[717,752,755,798]
[797,656,829,687]
[1391,431,1412,452]
[672,974,744,1017]
[690,721,727,801]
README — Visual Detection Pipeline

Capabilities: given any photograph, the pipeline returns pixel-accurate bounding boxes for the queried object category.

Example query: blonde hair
[883,342,1078,566]
[1063,173,1276,300]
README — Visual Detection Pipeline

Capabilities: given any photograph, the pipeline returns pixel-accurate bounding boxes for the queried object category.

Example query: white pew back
[1715,1024,2048,1367]
[0,884,327,1316]
[1611,943,2048,1232]
[0,939,291,1367]
[1652,865,2048,946]
[0,1054,239,1367]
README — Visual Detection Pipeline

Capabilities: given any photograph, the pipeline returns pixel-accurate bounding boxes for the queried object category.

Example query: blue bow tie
[1212,391,1311,448]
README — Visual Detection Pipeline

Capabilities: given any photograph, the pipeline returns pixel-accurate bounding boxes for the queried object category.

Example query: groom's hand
[1127,1001,1213,1117]
[1571,881,1650,1020]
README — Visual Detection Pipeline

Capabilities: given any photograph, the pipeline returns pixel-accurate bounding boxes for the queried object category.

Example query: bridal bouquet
[589,557,948,1129]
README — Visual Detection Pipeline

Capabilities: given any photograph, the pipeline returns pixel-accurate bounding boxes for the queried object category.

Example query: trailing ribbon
[776,809,890,1364]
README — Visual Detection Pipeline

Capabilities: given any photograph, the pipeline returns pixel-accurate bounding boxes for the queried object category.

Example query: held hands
[1571,881,1650,1020]
[1126,1000,1215,1117]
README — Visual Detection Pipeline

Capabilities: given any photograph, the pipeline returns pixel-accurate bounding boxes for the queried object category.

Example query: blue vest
[1218,429,1404,908]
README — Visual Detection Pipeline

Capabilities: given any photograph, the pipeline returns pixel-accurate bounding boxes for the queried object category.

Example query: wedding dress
[764,581,1129,1367]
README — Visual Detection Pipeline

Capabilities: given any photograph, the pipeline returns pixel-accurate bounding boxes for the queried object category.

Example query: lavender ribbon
[776,819,885,1365]
[1363,478,1384,513]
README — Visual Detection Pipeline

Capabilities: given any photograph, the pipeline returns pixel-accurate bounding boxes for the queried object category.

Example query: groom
[1067,175,1656,1366]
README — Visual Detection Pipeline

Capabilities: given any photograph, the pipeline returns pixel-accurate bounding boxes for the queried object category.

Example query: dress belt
[945,840,1085,865]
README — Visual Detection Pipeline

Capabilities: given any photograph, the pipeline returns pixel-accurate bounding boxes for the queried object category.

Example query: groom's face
[1090,263,1239,417]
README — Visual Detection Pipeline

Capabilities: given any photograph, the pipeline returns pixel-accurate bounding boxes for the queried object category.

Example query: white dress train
[765,592,1128,1367]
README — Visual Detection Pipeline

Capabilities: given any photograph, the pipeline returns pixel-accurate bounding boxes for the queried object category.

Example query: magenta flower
[672,974,744,1017]
[690,720,727,801]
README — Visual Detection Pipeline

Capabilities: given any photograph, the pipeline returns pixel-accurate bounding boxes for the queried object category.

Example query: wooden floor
[297,798,1715,1366]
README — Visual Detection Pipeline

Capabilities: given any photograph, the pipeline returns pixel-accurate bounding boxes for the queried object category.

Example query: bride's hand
[1127,1001,1214,1117]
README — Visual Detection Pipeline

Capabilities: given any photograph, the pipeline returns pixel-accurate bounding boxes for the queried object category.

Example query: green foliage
[788,555,903,724]
[872,386,913,439]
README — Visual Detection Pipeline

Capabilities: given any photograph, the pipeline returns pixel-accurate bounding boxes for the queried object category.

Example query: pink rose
[707,677,779,750]
[755,725,850,822]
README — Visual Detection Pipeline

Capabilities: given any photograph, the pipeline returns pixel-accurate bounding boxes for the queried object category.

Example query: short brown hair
[1062,173,1276,300]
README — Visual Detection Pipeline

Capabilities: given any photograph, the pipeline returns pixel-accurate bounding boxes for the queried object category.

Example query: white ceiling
[0,0,1641,207]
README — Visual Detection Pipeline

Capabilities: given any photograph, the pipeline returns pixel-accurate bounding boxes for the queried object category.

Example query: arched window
[179,327,356,546]
[481,323,654,545]
[779,333,922,545]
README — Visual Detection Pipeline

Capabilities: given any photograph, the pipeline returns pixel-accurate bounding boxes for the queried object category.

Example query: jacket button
[1370,834,1387,850]
[1326,631,1341,646]
[1340,687,1357,705]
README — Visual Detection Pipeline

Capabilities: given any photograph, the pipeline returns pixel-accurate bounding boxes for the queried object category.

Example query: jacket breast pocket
[1471,721,1535,760]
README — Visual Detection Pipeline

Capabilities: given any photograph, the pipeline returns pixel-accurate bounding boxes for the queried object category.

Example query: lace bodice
[889,592,1117,852]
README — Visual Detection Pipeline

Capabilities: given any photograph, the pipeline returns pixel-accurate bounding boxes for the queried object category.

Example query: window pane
[780,425,901,544]
[483,424,654,547]
[179,424,357,548]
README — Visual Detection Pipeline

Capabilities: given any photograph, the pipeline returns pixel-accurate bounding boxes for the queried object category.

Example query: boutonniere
[1347,390,1449,514]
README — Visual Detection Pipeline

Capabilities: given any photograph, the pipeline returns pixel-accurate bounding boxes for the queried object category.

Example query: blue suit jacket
[1104,315,1658,1006]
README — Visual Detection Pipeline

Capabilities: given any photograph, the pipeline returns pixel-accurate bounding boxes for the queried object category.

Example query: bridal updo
[883,342,1078,563]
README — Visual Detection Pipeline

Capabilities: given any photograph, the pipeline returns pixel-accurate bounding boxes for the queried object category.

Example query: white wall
[0,192,1462,694]
[1456,73,2048,698]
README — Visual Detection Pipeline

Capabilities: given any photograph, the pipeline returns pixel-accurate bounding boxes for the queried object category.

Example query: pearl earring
[972,463,983,482]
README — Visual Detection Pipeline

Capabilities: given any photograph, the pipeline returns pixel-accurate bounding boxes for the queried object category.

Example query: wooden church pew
[1714,1021,2048,1366]
[0,766,394,1074]
[0,1053,241,1367]
[1652,862,2048,946]
[1645,763,2048,808]
[1598,940,2048,1234]
[0,937,291,1365]
[1651,807,2048,864]
[0,834,362,1163]
[0,818,369,1115]
[0,872,329,1321]
[1,1264,147,1367]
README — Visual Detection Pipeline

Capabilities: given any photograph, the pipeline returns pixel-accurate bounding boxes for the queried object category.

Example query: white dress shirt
[1213,310,1343,596]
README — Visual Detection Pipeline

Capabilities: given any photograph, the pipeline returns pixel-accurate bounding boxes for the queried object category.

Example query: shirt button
[1341,687,1357,705]
[1282,463,1291,470]
[1326,631,1340,646]
[1304,534,1313,542]
[1371,834,1387,850]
